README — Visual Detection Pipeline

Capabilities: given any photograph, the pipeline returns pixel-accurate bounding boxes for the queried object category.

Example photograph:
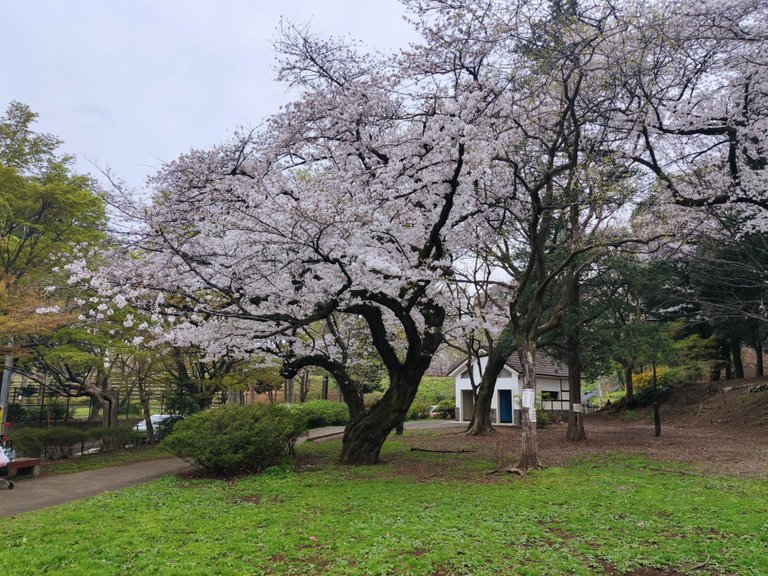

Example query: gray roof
[447,351,569,379]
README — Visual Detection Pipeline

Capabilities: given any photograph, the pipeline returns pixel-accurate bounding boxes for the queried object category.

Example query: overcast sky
[1,0,416,189]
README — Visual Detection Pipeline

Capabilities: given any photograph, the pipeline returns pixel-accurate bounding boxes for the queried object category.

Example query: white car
[133,414,172,433]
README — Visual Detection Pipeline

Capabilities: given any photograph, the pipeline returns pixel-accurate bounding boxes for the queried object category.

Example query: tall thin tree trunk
[516,341,543,471]
[755,342,764,378]
[732,340,744,379]
[565,264,586,441]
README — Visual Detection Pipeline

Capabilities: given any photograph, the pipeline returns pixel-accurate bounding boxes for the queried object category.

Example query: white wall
[453,357,519,424]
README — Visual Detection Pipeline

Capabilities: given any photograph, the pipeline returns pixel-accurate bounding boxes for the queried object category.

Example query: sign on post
[522,388,535,409]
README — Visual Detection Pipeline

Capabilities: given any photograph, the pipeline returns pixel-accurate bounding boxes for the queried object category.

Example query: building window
[541,391,559,401]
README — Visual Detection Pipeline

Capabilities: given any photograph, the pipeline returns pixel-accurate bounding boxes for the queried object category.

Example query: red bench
[8,457,42,478]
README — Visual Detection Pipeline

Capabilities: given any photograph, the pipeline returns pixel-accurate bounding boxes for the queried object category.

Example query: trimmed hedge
[291,400,349,428]
[161,404,307,477]
[11,427,87,459]
[89,426,134,453]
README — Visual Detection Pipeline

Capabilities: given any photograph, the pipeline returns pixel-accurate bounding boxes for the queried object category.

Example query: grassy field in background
[1,432,766,575]
[413,376,454,406]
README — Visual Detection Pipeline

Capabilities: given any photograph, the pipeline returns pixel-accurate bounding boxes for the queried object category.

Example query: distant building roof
[447,352,569,379]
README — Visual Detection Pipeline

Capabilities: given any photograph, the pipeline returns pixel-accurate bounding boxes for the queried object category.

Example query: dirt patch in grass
[367,413,768,482]
[598,561,688,576]
[298,381,768,483]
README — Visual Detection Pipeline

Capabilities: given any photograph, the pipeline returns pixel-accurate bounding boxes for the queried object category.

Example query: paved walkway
[0,457,193,517]
[0,420,463,518]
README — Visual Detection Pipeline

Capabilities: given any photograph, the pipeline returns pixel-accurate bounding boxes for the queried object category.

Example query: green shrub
[155,415,184,441]
[632,365,693,404]
[292,400,349,428]
[435,399,456,419]
[6,402,71,424]
[8,428,44,457]
[408,402,431,420]
[161,404,308,477]
[89,426,134,453]
[535,407,550,429]
[11,427,87,459]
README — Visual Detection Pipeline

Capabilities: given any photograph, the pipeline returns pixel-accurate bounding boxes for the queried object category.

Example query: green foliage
[11,426,87,459]
[89,426,134,453]
[161,404,308,477]
[413,376,454,406]
[632,365,697,404]
[292,400,349,428]
[155,415,184,441]
[408,402,431,420]
[7,402,71,424]
[434,399,456,419]
[0,101,61,172]
[535,407,550,428]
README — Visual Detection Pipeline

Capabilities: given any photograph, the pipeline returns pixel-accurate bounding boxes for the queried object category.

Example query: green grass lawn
[41,445,173,475]
[1,436,766,575]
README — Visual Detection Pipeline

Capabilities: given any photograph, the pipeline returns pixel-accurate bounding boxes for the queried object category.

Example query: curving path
[0,420,463,517]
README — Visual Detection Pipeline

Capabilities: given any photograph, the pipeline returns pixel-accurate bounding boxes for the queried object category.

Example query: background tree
[0,101,105,431]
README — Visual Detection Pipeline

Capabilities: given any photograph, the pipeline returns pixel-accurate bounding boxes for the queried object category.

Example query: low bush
[89,426,134,453]
[292,400,349,428]
[155,415,184,440]
[632,365,694,404]
[161,404,307,477]
[434,399,456,419]
[11,427,87,459]
[535,407,550,429]
[6,402,71,424]
[409,403,432,420]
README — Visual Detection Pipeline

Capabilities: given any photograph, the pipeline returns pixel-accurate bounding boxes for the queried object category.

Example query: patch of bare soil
[384,379,768,481]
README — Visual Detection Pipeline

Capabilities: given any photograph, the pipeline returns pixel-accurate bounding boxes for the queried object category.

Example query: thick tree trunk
[516,342,543,471]
[624,364,635,407]
[338,377,415,465]
[465,376,495,435]
[465,333,515,435]
[755,342,764,378]
[94,392,118,427]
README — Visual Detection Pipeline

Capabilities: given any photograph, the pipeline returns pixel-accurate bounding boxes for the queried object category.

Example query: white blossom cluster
[69,0,768,374]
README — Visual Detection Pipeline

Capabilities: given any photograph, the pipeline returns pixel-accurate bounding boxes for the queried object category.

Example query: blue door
[499,390,513,423]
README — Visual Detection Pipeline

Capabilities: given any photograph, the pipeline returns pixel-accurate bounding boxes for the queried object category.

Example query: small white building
[450,354,569,425]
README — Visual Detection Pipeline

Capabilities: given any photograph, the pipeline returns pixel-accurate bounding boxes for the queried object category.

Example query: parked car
[133,414,182,441]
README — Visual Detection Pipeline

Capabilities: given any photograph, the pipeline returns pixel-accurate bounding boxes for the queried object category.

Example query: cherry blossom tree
[616,0,768,229]
[406,0,651,465]
[76,21,493,465]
